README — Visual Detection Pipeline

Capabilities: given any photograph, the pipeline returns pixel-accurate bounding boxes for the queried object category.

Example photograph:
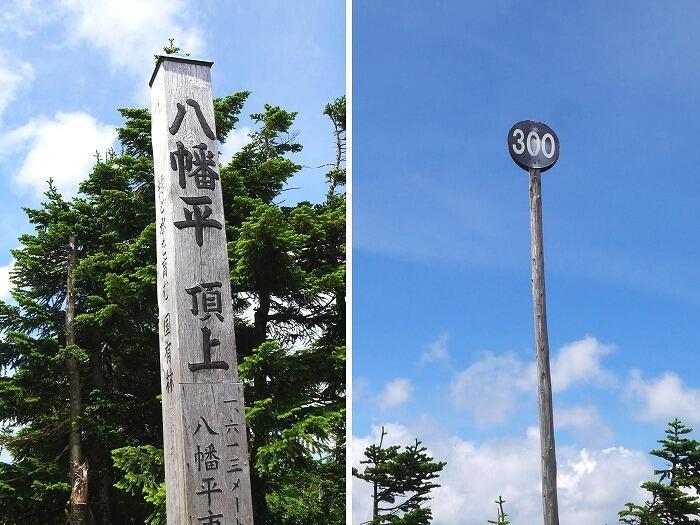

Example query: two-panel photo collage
[0,1,699,524]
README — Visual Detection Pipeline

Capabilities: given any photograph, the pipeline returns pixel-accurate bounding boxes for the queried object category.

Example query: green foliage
[224,100,346,524]
[487,496,510,525]
[323,96,346,195]
[0,89,345,525]
[112,445,166,525]
[353,427,446,525]
[619,419,700,524]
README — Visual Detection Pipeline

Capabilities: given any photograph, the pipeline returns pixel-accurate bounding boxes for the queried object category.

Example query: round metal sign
[508,120,559,172]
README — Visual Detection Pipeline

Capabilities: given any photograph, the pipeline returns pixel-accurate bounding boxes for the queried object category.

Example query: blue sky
[0,0,344,459]
[0,0,345,296]
[352,2,700,524]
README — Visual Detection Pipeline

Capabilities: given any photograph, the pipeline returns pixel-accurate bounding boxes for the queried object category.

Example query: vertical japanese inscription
[151,55,253,524]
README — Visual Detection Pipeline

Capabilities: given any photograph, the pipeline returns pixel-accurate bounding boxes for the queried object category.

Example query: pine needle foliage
[487,496,510,525]
[0,89,345,525]
[354,426,446,525]
[619,419,700,525]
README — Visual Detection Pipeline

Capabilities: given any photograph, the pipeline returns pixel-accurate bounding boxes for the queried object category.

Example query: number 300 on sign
[507,120,559,172]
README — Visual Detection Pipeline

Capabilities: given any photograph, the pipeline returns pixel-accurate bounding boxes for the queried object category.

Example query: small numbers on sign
[507,120,559,172]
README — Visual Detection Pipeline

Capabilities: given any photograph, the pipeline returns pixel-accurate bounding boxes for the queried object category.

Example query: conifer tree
[487,496,510,525]
[354,426,446,525]
[0,88,345,524]
[619,418,700,524]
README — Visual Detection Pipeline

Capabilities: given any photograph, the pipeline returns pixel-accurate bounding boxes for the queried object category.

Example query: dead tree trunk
[325,102,346,202]
[372,426,387,523]
[66,235,90,524]
[251,291,272,524]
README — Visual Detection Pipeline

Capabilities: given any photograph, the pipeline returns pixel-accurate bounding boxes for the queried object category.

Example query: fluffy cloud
[0,53,34,125]
[420,333,450,364]
[353,424,651,525]
[2,112,116,198]
[0,259,15,301]
[555,405,615,447]
[550,336,618,392]
[450,352,530,426]
[449,336,617,427]
[626,369,700,425]
[0,1,46,37]
[219,127,253,165]
[60,0,205,79]
[378,378,413,410]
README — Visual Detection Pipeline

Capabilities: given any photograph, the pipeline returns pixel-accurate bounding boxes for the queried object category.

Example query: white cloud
[0,259,15,301]
[450,352,530,427]
[556,405,615,447]
[353,424,651,525]
[550,336,618,392]
[626,369,700,425]
[0,0,46,37]
[420,333,450,364]
[378,378,413,410]
[449,336,617,427]
[60,0,205,79]
[2,112,116,198]
[0,53,34,125]
[219,127,253,165]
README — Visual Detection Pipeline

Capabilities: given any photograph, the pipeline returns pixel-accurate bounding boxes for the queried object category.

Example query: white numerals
[511,128,556,159]
[512,128,525,154]
[541,133,555,159]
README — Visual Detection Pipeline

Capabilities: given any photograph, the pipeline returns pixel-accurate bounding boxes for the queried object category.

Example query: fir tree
[619,418,700,524]
[487,496,510,525]
[354,426,446,525]
[0,90,345,524]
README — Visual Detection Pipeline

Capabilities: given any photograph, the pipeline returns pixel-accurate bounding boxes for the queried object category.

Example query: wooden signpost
[508,120,560,525]
[150,54,253,525]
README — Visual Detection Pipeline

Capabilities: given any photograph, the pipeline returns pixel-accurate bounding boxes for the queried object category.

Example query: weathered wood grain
[529,167,559,525]
[151,55,253,525]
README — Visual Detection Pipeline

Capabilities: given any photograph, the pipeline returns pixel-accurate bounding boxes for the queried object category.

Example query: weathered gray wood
[151,55,253,525]
[66,235,81,480]
[529,167,559,525]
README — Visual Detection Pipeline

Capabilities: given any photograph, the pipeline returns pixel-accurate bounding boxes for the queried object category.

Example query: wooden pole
[150,55,253,524]
[529,168,559,525]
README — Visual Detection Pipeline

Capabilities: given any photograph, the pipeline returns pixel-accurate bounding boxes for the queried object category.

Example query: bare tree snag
[65,235,89,525]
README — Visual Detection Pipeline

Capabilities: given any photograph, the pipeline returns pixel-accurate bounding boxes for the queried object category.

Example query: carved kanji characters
[170,140,193,189]
[170,141,220,190]
[196,477,223,507]
[188,327,228,372]
[165,369,173,393]
[169,99,216,140]
[224,418,239,435]
[226,455,243,474]
[196,509,224,525]
[174,196,222,247]
[194,443,220,471]
[190,143,219,190]
[193,416,219,436]
[162,313,170,337]
[186,282,224,321]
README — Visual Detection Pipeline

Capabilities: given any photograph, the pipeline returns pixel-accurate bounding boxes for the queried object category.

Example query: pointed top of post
[149,54,214,87]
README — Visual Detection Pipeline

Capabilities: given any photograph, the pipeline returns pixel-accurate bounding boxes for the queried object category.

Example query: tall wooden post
[150,54,254,525]
[529,167,559,525]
